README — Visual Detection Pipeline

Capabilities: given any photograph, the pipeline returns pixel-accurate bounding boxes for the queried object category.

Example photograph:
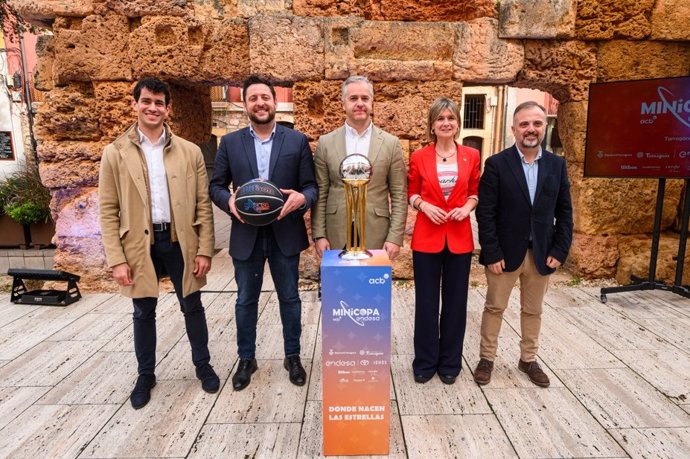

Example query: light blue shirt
[516,146,542,205]
[249,124,276,180]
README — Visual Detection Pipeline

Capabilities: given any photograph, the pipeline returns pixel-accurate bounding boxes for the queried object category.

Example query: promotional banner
[321,249,391,456]
[585,76,690,178]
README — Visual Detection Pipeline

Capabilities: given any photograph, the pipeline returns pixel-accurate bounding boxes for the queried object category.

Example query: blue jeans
[132,230,210,376]
[232,227,302,359]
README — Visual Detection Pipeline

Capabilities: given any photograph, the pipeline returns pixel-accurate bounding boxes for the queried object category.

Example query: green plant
[0,160,51,225]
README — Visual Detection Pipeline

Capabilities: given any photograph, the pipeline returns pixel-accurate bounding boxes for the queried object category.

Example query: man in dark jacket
[209,75,317,391]
[474,101,573,388]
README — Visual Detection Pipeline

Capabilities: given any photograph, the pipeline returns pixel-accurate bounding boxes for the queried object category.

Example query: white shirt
[138,127,171,223]
[345,122,373,157]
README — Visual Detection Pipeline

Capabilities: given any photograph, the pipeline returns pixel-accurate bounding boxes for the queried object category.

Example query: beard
[520,133,542,149]
[248,109,276,125]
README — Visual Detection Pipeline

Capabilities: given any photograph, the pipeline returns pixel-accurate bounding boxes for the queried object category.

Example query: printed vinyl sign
[321,249,391,456]
[585,76,690,178]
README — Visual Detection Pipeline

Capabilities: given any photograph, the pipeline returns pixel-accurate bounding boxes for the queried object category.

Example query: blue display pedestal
[320,249,392,456]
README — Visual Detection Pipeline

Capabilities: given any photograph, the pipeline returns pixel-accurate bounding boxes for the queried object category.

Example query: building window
[462,136,483,158]
[463,95,485,130]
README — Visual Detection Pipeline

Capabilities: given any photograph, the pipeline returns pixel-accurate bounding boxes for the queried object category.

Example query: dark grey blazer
[209,124,317,260]
[477,145,573,275]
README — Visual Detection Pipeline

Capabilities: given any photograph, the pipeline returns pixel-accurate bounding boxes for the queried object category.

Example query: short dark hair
[513,101,546,118]
[133,78,171,105]
[242,75,276,101]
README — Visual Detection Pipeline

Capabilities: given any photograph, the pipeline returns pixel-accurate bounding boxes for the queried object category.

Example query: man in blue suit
[209,75,317,391]
[474,101,573,388]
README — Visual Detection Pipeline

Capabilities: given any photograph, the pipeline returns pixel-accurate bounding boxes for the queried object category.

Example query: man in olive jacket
[99,78,219,409]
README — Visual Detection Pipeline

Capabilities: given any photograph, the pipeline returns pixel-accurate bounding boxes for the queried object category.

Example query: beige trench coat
[99,123,215,298]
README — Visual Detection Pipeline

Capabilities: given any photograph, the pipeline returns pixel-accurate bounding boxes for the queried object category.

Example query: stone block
[567,233,619,279]
[249,15,324,81]
[238,0,286,16]
[293,0,365,17]
[12,0,94,27]
[37,141,105,162]
[193,0,238,19]
[34,83,101,141]
[373,0,497,22]
[454,18,524,84]
[94,82,135,141]
[651,0,690,40]
[293,80,343,143]
[353,22,453,61]
[324,17,364,80]
[374,81,463,141]
[39,159,100,189]
[129,16,205,81]
[53,13,132,84]
[199,19,250,84]
[518,40,596,103]
[557,101,587,164]
[54,188,101,238]
[575,0,654,40]
[347,22,454,81]
[499,0,576,39]
[93,0,191,17]
[34,35,55,91]
[168,84,212,145]
[53,235,114,292]
[8,257,25,268]
[616,233,690,285]
[568,162,684,235]
[24,256,48,269]
[596,41,690,82]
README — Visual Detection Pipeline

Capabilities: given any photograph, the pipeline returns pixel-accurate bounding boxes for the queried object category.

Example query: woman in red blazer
[407,97,480,384]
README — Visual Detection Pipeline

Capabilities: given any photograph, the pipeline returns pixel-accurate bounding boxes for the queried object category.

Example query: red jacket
[407,143,480,254]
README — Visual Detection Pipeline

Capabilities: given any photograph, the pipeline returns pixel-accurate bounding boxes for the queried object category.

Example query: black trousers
[132,230,210,376]
[412,248,472,378]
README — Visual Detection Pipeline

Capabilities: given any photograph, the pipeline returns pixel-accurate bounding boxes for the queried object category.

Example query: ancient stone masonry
[11,0,690,289]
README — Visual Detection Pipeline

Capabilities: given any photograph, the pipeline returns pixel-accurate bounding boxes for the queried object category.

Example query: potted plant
[0,160,53,247]
[0,177,27,247]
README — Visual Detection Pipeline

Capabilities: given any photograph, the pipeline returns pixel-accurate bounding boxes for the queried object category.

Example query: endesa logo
[369,273,390,285]
[332,300,381,327]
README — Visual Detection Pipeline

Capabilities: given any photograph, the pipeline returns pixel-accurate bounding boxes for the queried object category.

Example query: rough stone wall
[12,0,690,289]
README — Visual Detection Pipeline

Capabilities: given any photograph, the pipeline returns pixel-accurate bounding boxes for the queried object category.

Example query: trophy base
[338,249,372,260]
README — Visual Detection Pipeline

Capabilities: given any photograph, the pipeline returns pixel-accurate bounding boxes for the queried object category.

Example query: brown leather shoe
[473,358,494,385]
[518,359,550,387]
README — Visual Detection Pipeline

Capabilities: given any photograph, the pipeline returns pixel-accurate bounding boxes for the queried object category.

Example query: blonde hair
[427,97,461,143]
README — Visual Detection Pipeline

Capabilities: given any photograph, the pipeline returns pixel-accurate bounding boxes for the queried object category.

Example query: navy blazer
[209,124,317,260]
[477,145,573,275]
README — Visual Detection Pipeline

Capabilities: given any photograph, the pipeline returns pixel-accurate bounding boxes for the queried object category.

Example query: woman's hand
[447,205,471,221]
[420,201,448,225]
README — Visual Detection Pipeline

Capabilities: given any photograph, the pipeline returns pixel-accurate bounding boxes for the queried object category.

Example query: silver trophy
[339,154,373,259]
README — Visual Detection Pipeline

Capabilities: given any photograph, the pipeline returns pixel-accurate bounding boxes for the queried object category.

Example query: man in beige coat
[311,75,407,260]
[99,78,219,409]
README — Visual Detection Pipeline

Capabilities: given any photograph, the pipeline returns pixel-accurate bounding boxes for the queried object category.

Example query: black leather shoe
[414,374,432,384]
[232,358,257,391]
[130,374,156,409]
[284,355,307,386]
[196,363,220,393]
[438,373,457,385]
